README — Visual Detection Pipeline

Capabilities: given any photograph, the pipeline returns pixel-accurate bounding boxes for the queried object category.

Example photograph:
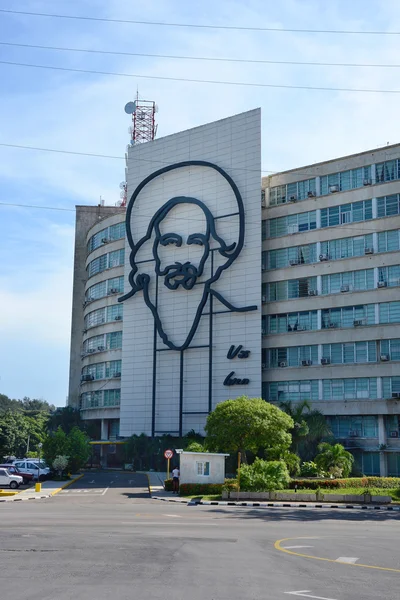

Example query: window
[268,380,319,402]
[106,331,123,350]
[262,220,268,241]
[267,244,317,269]
[105,360,122,377]
[268,311,318,333]
[320,200,372,228]
[268,345,318,367]
[268,276,317,301]
[83,335,104,353]
[377,194,400,218]
[268,210,317,238]
[320,166,371,195]
[81,389,120,409]
[378,265,400,287]
[85,277,124,302]
[107,304,123,321]
[320,234,373,260]
[87,249,124,278]
[103,389,121,406]
[87,222,125,253]
[321,269,374,294]
[328,416,378,438]
[322,378,377,400]
[376,160,400,183]
[196,461,210,476]
[383,377,400,398]
[85,304,123,328]
[270,178,316,205]
[380,339,400,361]
[379,301,400,324]
[377,230,400,253]
[322,342,377,364]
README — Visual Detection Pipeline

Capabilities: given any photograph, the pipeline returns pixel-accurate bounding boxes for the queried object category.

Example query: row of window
[264,229,397,270]
[264,339,400,368]
[265,376,400,402]
[268,160,400,208]
[85,277,124,302]
[264,265,400,301]
[81,360,122,381]
[266,195,400,239]
[80,389,121,409]
[84,304,123,329]
[82,331,122,354]
[87,249,125,278]
[87,222,125,254]
[327,415,400,439]
[265,301,400,334]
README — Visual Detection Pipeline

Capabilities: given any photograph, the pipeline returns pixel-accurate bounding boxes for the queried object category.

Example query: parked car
[0,467,23,489]
[11,460,50,482]
[0,464,34,485]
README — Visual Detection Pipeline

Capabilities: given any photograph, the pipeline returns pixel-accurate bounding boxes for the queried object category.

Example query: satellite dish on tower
[124,101,136,114]
[119,182,126,190]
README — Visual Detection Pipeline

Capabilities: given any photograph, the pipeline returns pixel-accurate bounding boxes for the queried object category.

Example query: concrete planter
[228,491,392,503]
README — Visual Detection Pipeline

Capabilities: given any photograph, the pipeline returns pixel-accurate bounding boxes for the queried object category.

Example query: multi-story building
[262,144,400,476]
[68,204,126,447]
[67,110,400,475]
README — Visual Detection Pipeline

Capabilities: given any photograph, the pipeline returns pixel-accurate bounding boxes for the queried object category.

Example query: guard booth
[176,451,229,484]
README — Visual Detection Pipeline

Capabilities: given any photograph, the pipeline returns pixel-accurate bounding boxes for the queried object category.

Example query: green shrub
[164,479,173,491]
[290,477,400,490]
[179,483,223,496]
[300,461,323,477]
[222,478,238,492]
[240,458,290,492]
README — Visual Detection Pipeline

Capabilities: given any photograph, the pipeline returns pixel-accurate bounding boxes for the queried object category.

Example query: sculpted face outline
[119,161,256,351]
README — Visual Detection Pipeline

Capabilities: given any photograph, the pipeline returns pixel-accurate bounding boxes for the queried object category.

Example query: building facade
[68,111,400,476]
[262,144,400,476]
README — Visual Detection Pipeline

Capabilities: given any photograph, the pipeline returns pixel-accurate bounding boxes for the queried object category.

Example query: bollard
[35,482,41,493]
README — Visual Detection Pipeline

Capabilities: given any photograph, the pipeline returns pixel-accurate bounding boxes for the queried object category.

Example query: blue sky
[1,0,400,405]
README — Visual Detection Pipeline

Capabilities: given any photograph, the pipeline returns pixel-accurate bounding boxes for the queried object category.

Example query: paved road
[1,471,399,600]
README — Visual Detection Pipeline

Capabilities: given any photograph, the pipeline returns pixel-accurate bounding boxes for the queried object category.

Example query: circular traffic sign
[164,449,174,459]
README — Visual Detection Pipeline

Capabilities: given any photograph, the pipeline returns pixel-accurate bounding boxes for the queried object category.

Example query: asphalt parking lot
[1,471,399,600]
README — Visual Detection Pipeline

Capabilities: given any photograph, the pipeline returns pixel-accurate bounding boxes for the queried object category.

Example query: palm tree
[279,400,311,454]
[315,442,354,477]
[280,400,332,459]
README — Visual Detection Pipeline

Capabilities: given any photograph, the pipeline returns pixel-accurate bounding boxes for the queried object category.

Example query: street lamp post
[37,443,43,482]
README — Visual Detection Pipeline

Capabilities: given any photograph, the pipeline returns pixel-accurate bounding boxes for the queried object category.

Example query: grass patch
[180,494,222,501]
[282,487,400,502]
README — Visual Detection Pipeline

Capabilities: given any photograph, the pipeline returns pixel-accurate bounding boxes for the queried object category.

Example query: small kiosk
[176,450,229,484]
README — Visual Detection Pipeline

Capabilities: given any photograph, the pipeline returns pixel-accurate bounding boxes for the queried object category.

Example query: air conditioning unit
[289,194,297,202]
[87,349,96,354]
[354,320,364,327]
[82,329,87,334]
[319,253,329,261]
[321,358,331,365]
[289,259,299,266]
[380,354,390,361]
[390,431,399,438]
[301,359,312,366]
[109,288,119,294]
[279,361,288,368]
[340,285,350,292]
[81,374,94,382]
[364,247,374,255]
[114,372,121,378]
[97,346,105,351]
[363,178,372,186]
[101,238,110,244]
[378,281,387,288]
[262,295,267,302]
[392,393,400,399]
[296,326,305,331]
[329,185,339,193]
[308,191,316,198]
[115,316,122,321]
[349,430,360,437]
[328,322,338,328]
[308,290,318,296]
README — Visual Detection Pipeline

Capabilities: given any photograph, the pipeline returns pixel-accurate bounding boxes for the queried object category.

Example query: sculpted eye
[160,233,182,247]
[187,233,206,246]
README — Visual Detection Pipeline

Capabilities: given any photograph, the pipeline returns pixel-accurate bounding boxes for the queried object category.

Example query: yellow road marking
[274,537,400,573]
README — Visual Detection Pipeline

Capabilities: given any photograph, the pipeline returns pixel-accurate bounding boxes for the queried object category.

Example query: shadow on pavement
[205,506,400,522]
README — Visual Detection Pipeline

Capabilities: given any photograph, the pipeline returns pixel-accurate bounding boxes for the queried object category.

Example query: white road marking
[128,480,136,484]
[283,545,314,549]
[336,557,359,564]
[101,487,109,496]
[285,591,338,600]
[110,481,114,484]
[163,514,182,518]
[89,480,95,484]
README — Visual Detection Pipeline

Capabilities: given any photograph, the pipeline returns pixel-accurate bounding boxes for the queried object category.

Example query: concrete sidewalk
[0,474,84,502]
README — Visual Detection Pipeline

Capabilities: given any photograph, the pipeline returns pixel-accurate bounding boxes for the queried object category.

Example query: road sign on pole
[164,449,174,480]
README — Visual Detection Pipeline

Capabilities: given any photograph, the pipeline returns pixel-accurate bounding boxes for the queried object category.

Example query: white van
[12,460,50,481]
[0,467,23,489]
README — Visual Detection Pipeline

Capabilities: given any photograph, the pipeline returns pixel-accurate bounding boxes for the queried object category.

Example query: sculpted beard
[162,261,199,290]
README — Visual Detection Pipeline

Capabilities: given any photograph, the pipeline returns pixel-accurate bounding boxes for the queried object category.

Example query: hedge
[290,477,400,490]
[179,483,223,496]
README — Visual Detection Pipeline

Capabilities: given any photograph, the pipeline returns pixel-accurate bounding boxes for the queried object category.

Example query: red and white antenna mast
[120,92,158,207]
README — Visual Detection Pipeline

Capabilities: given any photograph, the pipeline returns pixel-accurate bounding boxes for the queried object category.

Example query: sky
[2,0,400,405]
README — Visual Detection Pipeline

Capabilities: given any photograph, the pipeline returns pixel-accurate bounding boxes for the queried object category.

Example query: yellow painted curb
[0,491,19,497]
[274,537,400,573]
[50,473,85,497]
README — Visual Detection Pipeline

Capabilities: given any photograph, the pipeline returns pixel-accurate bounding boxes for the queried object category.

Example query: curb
[152,496,400,511]
[0,474,85,503]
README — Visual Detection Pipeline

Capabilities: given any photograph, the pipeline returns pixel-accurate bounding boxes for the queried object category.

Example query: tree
[52,455,69,478]
[47,407,83,435]
[66,427,92,473]
[43,427,68,466]
[279,400,310,453]
[0,412,30,458]
[315,443,354,477]
[185,441,205,452]
[279,400,332,459]
[205,396,293,463]
[240,458,290,492]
